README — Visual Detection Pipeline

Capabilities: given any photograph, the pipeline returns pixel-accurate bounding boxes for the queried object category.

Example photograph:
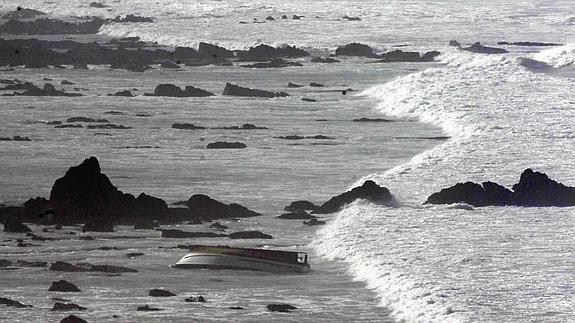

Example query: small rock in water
[267,304,298,312]
[184,296,206,303]
[51,302,87,311]
[206,141,246,149]
[49,280,81,292]
[126,252,144,258]
[148,289,176,297]
[0,297,33,308]
[137,305,162,311]
[229,231,273,239]
[59,315,87,323]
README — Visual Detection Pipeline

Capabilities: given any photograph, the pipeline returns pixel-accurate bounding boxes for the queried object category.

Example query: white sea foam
[532,43,575,68]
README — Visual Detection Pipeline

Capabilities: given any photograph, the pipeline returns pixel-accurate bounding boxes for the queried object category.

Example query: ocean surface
[1,0,575,322]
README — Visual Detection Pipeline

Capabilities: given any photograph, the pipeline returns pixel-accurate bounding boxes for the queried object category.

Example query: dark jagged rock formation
[287,82,303,88]
[229,231,273,239]
[185,296,206,303]
[160,229,226,238]
[223,83,289,98]
[51,303,87,311]
[2,218,32,233]
[137,305,162,311]
[309,82,324,87]
[0,136,32,141]
[145,84,214,97]
[277,210,316,220]
[313,180,393,214]
[342,15,361,21]
[267,304,297,312]
[353,117,393,122]
[335,43,376,57]
[185,194,261,220]
[148,289,176,297]
[49,280,81,292]
[60,315,87,323]
[206,142,247,149]
[497,41,561,47]
[213,123,267,130]
[109,90,134,97]
[198,42,235,60]
[160,60,181,68]
[3,84,83,97]
[50,261,138,273]
[2,8,46,19]
[0,297,32,308]
[112,14,154,23]
[303,218,326,226]
[460,42,508,54]
[236,44,309,61]
[172,123,206,130]
[372,50,440,63]
[0,17,105,35]
[241,59,303,68]
[311,57,340,63]
[426,169,575,207]
[66,117,108,123]
[284,200,318,212]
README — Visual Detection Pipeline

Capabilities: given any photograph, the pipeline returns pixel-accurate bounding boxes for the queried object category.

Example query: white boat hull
[172,252,311,273]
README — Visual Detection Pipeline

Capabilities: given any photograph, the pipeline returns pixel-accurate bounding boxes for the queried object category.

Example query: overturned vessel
[172,245,311,273]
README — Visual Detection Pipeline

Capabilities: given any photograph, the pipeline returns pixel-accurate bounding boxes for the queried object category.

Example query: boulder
[172,123,205,130]
[134,193,167,217]
[284,200,318,212]
[2,219,32,233]
[206,142,247,149]
[111,14,153,23]
[109,90,134,97]
[160,60,180,69]
[61,80,75,85]
[461,42,508,54]
[60,315,87,323]
[51,303,87,311]
[223,82,289,98]
[160,229,226,238]
[0,297,32,308]
[185,194,261,220]
[50,261,138,273]
[309,82,324,87]
[11,83,83,97]
[313,180,393,214]
[147,84,214,97]
[198,42,235,60]
[335,43,375,57]
[137,305,162,311]
[49,280,81,292]
[342,15,361,21]
[301,98,317,102]
[236,44,309,61]
[267,304,297,312]
[184,296,206,302]
[229,231,273,239]
[449,40,461,47]
[287,82,303,88]
[303,218,326,226]
[148,289,176,297]
[277,210,315,220]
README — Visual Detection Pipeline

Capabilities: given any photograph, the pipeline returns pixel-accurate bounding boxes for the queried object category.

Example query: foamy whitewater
[1,0,575,322]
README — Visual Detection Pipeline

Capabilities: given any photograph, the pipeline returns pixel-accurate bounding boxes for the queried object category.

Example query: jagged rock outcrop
[145,84,214,97]
[335,43,376,57]
[222,83,289,98]
[284,200,318,212]
[49,280,81,292]
[3,84,83,97]
[235,44,309,61]
[426,169,575,207]
[460,42,508,54]
[229,231,273,239]
[185,194,261,220]
[198,42,235,60]
[0,17,105,35]
[313,180,393,214]
[205,141,247,149]
[171,123,206,130]
[0,297,32,308]
[148,289,176,297]
[372,50,440,63]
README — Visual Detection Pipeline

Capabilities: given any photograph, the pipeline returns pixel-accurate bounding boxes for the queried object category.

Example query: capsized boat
[171,245,311,273]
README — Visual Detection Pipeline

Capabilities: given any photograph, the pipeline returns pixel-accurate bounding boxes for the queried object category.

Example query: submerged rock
[60,315,87,323]
[137,305,162,311]
[287,82,303,88]
[160,229,226,238]
[313,180,394,214]
[148,289,176,297]
[146,84,214,97]
[184,296,206,303]
[277,210,316,220]
[109,90,134,97]
[497,41,561,47]
[267,304,298,312]
[50,261,138,273]
[284,200,319,212]
[241,59,303,68]
[185,194,261,220]
[310,57,340,63]
[112,14,154,23]
[303,218,326,226]
[49,280,81,292]
[372,50,441,62]
[426,169,575,207]
[460,42,508,54]
[335,43,375,57]
[236,44,309,61]
[51,303,87,311]
[229,231,273,239]
[172,123,206,130]
[353,117,393,122]
[206,142,246,149]
[223,83,289,98]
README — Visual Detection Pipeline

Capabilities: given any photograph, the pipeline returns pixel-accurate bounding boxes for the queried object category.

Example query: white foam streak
[532,43,575,68]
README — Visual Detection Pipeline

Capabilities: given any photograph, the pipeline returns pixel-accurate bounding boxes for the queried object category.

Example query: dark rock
[310,57,340,63]
[0,18,105,35]
[301,98,317,102]
[160,229,226,238]
[172,123,205,130]
[497,41,561,47]
[184,296,206,303]
[353,117,393,122]
[66,117,108,123]
[230,306,244,309]
[206,142,247,149]
[303,218,326,226]
[146,84,214,97]
[267,304,297,312]
[126,252,144,257]
[223,82,289,98]
[2,219,32,233]
[2,8,46,19]
[0,297,32,308]
[277,210,315,220]
[50,261,138,273]
[449,40,461,47]
[137,305,162,311]
[149,289,176,297]
[104,111,125,115]
[89,2,108,8]
[309,82,324,87]
[60,315,87,323]
[112,14,153,23]
[229,231,273,239]
[134,193,167,217]
[8,83,82,97]
[214,123,267,130]
[174,47,199,61]
[47,121,63,125]
[461,42,508,54]
[49,280,81,292]
[209,222,228,231]
[511,169,575,206]
[55,124,83,129]
[0,136,32,141]
[313,180,393,214]
[198,42,235,60]
[292,15,302,20]
[241,59,303,68]
[342,15,361,21]
[86,124,132,129]
[61,80,75,85]
[265,16,275,21]
[370,50,440,63]
[109,90,133,97]
[0,259,12,267]
[287,82,303,88]
[51,303,86,311]
[284,200,318,212]
[335,43,375,57]
[185,194,261,220]
[83,218,114,232]
[160,60,181,69]
[275,135,334,140]
[236,44,309,61]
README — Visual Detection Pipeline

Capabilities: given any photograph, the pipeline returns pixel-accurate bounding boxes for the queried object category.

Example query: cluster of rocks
[334,42,441,62]
[449,41,508,54]
[0,136,31,141]
[426,169,575,207]
[1,83,81,97]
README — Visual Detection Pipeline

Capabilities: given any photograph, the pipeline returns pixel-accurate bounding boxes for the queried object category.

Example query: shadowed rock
[288,82,303,88]
[284,200,318,212]
[146,84,214,97]
[49,280,81,292]
[313,180,394,214]
[0,297,32,308]
[149,289,176,297]
[198,42,235,60]
[229,231,273,239]
[86,124,132,129]
[206,142,246,149]
[172,123,205,130]
[309,82,324,87]
[267,304,297,312]
[0,17,105,35]
[185,194,261,220]
[51,303,86,311]
[50,261,138,273]
[160,60,180,68]
[311,57,340,63]
[109,90,134,97]
[497,41,561,47]
[342,15,361,21]
[5,84,83,97]
[185,296,206,302]
[303,218,326,226]
[353,117,393,122]
[160,229,226,238]
[335,43,376,57]
[2,219,32,233]
[137,305,162,311]
[235,44,309,61]
[277,210,316,220]
[461,42,508,54]
[426,169,575,207]
[241,59,303,68]
[223,83,289,98]
[60,315,87,323]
